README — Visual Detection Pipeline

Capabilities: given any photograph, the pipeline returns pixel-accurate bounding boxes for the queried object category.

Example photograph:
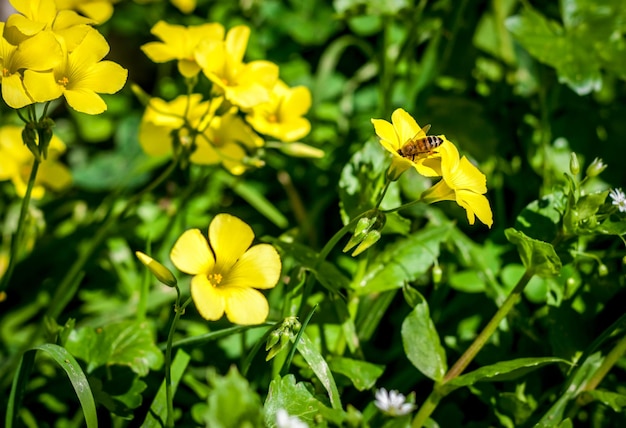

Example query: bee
[397,124,443,161]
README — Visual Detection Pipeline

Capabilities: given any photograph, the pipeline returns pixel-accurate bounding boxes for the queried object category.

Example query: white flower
[276,409,308,428]
[609,188,626,213]
[374,388,416,416]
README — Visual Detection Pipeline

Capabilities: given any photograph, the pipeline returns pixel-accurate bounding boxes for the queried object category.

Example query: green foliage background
[1,0,626,427]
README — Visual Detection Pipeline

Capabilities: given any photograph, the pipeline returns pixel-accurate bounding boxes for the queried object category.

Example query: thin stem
[411,268,535,427]
[580,333,626,396]
[374,179,391,209]
[0,159,40,292]
[165,295,193,428]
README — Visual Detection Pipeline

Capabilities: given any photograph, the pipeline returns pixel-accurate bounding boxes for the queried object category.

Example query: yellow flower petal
[223,287,269,325]
[23,69,64,103]
[191,274,226,321]
[225,25,250,63]
[64,88,107,114]
[391,108,422,144]
[38,159,72,191]
[456,191,494,228]
[139,121,172,157]
[209,214,254,272]
[223,244,281,290]
[1,73,34,109]
[170,228,215,275]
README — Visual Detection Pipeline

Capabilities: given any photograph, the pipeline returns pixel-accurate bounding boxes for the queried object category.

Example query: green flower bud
[598,264,609,277]
[38,118,55,160]
[135,251,177,287]
[569,152,580,175]
[22,123,40,161]
[352,230,382,256]
[265,330,281,351]
[586,157,607,178]
[432,265,443,284]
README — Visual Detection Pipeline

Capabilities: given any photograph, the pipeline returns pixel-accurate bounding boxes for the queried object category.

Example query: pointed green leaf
[504,228,562,277]
[355,223,453,295]
[264,374,337,427]
[328,356,385,391]
[401,292,447,382]
[65,320,163,376]
[296,332,342,409]
[580,390,626,413]
[6,344,97,428]
[442,357,569,394]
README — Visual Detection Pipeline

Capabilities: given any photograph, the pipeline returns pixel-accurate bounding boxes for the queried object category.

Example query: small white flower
[609,188,626,213]
[374,388,416,416]
[276,408,308,428]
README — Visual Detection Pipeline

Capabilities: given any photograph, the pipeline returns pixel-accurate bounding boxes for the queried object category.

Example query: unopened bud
[569,152,580,175]
[598,263,609,277]
[278,142,325,159]
[131,83,152,106]
[22,123,40,161]
[586,157,607,178]
[135,251,177,287]
[432,265,443,284]
[38,118,55,159]
[352,230,382,256]
[265,330,281,351]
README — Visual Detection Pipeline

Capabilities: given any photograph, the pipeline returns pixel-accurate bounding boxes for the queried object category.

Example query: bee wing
[413,124,431,139]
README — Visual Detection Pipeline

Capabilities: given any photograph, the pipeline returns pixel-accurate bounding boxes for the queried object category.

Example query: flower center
[208,272,223,287]
[268,114,278,123]
[3,68,10,77]
[58,76,69,87]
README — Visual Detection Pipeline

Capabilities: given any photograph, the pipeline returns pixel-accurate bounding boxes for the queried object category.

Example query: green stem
[580,333,626,396]
[165,294,193,428]
[411,268,535,427]
[0,159,40,292]
[374,179,391,209]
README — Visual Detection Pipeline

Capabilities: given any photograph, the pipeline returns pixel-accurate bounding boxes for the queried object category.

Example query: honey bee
[397,124,443,161]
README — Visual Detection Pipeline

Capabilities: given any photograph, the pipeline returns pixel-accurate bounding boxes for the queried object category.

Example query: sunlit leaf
[401,291,446,382]
[328,356,384,391]
[296,332,342,409]
[504,228,562,277]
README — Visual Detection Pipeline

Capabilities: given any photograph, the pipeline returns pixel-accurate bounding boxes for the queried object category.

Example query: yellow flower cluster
[139,21,314,175]
[0,0,128,114]
[372,109,493,227]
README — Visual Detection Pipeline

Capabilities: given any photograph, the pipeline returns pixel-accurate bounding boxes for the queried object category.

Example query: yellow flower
[4,0,93,47]
[0,22,63,109]
[141,20,224,78]
[192,111,263,175]
[54,0,118,24]
[371,108,443,180]
[0,125,72,198]
[25,27,128,114]
[245,79,312,142]
[170,214,281,325]
[195,25,279,109]
[138,93,219,157]
[420,141,493,228]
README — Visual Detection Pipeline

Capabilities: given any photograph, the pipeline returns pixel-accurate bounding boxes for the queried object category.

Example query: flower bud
[277,142,325,159]
[38,118,55,160]
[569,152,580,175]
[135,251,177,287]
[598,263,609,277]
[586,157,607,178]
[265,330,281,351]
[432,265,443,284]
[352,230,382,256]
[131,83,152,106]
[22,123,40,161]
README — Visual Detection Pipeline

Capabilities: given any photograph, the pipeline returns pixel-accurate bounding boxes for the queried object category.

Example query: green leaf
[199,366,265,428]
[504,228,562,277]
[442,357,569,394]
[355,223,453,294]
[401,291,447,382]
[598,215,626,235]
[580,390,626,413]
[328,356,385,391]
[449,269,487,293]
[142,349,190,428]
[515,192,563,243]
[296,332,342,409]
[533,352,603,427]
[65,320,163,376]
[89,369,147,419]
[264,374,337,427]
[6,343,97,428]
